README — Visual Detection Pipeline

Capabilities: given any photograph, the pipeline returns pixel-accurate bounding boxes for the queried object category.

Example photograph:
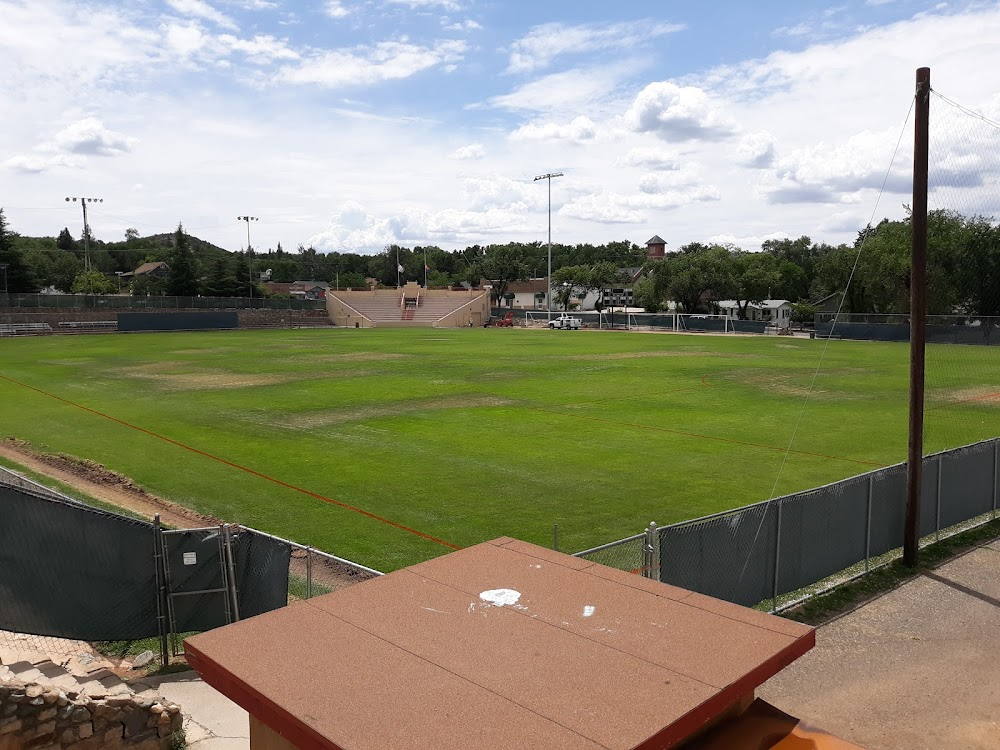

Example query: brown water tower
[646,234,667,259]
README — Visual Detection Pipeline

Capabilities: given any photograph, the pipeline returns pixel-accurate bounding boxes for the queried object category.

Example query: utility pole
[534,172,563,322]
[64,197,103,271]
[905,66,930,567]
[237,216,258,298]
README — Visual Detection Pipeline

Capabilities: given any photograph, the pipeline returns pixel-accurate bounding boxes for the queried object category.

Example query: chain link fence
[0,469,382,665]
[0,293,326,311]
[658,438,998,611]
[572,526,658,579]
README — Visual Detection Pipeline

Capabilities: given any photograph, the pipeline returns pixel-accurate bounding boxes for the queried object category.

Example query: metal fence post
[223,525,241,621]
[865,474,873,575]
[152,515,169,669]
[772,502,782,613]
[993,441,998,521]
[306,546,313,599]
[643,523,654,580]
[649,521,659,582]
[936,455,942,542]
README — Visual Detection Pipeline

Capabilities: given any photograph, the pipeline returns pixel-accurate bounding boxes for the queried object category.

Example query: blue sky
[3,0,1000,255]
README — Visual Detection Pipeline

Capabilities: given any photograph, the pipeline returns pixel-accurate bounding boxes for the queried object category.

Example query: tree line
[1,207,998,317]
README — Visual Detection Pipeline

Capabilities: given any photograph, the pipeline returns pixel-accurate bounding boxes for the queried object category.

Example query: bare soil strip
[0,439,220,529]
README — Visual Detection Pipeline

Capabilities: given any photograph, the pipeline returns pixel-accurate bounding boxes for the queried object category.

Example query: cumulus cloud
[735,131,776,168]
[49,118,137,156]
[306,199,530,252]
[450,143,485,160]
[621,147,681,170]
[165,0,238,31]
[507,20,684,74]
[385,0,461,9]
[324,1,350,19]
[637,168,704,194]
[624,81,737,141]
[443,19,481,31]
[560,185,720,224]
[509,115,598,142]
[461,175,542,211]
[2,153,86,174]
[275,39,467,88]
[707,232,790,250]
[757,128,910,204]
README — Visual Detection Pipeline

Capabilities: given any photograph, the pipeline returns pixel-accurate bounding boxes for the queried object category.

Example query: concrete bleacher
[333,293,483,327]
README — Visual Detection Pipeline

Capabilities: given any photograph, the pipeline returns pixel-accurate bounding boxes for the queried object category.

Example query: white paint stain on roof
[583,605,596,618]
[479,589,521,607]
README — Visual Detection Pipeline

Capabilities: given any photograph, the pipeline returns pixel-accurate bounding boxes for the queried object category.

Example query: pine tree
[166,222,199,296]
[56,227,76,251]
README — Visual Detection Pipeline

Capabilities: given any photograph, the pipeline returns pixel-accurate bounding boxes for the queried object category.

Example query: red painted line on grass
[528,407,883,468]
[0,373,462,551]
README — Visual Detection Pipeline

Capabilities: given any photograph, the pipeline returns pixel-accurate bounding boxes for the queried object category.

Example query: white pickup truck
[549,314,582,330]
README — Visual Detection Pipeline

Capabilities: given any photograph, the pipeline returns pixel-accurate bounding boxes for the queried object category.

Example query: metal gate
[157,523,241,659]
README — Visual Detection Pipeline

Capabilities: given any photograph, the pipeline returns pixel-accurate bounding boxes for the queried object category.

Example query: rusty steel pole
[905,67,930,567]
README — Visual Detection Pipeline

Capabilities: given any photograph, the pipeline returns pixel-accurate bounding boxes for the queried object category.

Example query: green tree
[166,223,199,296]
[56,227,77,251]
[71,269,116,294]
[648,244,730,313]
[474,246,529,307]
[0,208,41,293]
[729,252,781,319]
[201,256,240,297]
[125,227,140,243]
[551,264,592,311]
[130,274,165,296]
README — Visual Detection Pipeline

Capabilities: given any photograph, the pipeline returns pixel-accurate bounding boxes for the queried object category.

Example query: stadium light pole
[0,264,8,295]
[64,197,103,271]
[237,216,258,298]
[534,172,563,322]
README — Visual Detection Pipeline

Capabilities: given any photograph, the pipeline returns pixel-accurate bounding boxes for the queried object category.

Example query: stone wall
[0,681,182,750]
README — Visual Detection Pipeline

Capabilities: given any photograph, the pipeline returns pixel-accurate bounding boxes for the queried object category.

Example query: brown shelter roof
[186,538,813,750]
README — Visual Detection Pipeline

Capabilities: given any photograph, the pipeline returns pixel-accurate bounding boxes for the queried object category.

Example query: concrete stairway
[333,293,481,326]
[0,646,156,699]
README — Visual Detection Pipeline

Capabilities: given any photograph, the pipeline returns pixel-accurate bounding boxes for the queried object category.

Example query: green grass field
[1,327,997,571]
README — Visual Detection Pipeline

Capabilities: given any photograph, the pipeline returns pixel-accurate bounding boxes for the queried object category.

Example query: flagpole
[396,246,401,287]
[424,247,427,287]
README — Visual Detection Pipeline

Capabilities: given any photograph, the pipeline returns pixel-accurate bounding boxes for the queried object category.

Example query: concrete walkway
[760,540,1000,750]
[143,672,249,750]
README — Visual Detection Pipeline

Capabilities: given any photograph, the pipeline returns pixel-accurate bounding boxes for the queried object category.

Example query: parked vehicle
[549,314,582,330]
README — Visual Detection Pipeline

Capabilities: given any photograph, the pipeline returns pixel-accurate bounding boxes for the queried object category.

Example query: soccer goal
[525,311,551,327]
[673,313,732,333]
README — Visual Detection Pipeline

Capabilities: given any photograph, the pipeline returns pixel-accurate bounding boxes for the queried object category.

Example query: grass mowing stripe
[0,372,461,551]
[526,407,883,468]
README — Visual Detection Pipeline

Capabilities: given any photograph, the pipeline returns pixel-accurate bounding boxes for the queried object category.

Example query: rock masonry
[0,681,182,750]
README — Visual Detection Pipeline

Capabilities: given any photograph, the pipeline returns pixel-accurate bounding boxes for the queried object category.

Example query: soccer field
[0,327,996,571]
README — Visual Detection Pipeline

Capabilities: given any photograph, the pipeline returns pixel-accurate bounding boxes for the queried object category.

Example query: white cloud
[218,33,299,62]
[757,128,909,205]
[450,143,485,160]
[49,118,137,156]
[486,66,628,112]
[560,185,720,224]
[276,39,467,88]
[509,115,598,143]
[621,147,681,170]
[507,20,684,74]
[461,175,542,211]
[735,131,776,168]
[707,232,790,249]
[3,153,85,174]
[324,1,350,19]
[624,82,737,142]
[637,168,704,194]
[165,0,238,31]
[163,21,211,57]
[773,22,812,37]
[443,19,481,31]
[385,0,461,9]
[307,199,529,252]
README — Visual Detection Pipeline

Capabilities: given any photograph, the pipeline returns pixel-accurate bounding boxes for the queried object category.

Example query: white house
[713,299,793,328]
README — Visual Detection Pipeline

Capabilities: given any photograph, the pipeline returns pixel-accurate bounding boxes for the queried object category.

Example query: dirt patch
[280,395,517,429]
[717,367,870,400]
[117,363,299,391]
[930,386,1000,408]
[0,438,220,529]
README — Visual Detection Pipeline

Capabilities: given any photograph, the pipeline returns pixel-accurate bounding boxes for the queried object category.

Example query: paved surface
[143,671,249,750]
[760,540,1000,750]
